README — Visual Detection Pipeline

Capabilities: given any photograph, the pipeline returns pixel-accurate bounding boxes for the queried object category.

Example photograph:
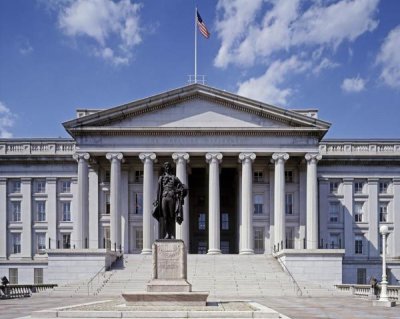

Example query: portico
[64,84,330,255]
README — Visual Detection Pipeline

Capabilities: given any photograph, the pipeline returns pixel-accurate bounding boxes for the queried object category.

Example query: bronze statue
[152,162,187,239]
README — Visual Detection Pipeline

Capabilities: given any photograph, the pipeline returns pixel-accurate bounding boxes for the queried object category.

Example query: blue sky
[0,0,399,139]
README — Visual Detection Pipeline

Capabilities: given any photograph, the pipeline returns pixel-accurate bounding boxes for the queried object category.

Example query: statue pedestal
[122,240,208,306]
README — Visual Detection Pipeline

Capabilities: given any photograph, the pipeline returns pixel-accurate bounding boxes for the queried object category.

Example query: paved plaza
[0,294,399,319]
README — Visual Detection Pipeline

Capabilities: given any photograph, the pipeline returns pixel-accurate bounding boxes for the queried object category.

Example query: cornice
[70,127,324,137]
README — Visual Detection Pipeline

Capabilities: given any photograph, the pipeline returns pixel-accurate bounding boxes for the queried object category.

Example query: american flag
[196,10,210,39]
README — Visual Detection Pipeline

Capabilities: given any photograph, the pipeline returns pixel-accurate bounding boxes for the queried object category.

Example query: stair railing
[274,256,303,296]
[87,265,107,296]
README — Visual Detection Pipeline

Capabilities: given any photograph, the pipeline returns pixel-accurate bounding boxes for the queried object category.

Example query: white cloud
[312,57,340,75]
[0,101,16,138]
[237,56,311,105]
[54,0,142,65]
[341,76,366,93]
[18,38,34,55]
[215,0,379,68]
[376,25,400,89]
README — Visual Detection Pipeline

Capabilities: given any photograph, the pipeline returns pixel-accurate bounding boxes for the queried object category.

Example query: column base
[141,248,152,255]
[207,249,221,255]
[239,249,254,255]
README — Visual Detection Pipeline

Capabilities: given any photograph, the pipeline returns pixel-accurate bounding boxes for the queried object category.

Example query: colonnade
[74,151,321,253]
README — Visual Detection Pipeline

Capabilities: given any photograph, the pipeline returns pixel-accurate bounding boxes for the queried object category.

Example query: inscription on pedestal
[155,240,185,280]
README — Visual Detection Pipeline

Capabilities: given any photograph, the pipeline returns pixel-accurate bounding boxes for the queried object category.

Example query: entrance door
[189,168,208,253]
[220,168,238,253]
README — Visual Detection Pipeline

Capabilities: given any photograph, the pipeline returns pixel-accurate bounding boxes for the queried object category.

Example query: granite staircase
[46,254,343,298]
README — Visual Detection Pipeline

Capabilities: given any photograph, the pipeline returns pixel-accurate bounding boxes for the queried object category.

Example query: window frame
[285,193,293,215]
[253,194,264,215]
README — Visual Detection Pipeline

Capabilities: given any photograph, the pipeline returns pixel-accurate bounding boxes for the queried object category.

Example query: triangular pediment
[63,84,330,137]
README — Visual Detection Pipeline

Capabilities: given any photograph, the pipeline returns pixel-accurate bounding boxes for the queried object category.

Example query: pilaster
[239,152,256,254]
[21,178,32,258]
[0,178,7,259]
[272,152,289,250]
[343,178,354,256]
[121,170,129,253]
[393,178,400,257]
[172,152,190,246]
[106,152,124,251]
[368,178,379,258]
[46,177,57,250]
[206,152,223,255]
[139,152,157,254]
[305,153,321,249]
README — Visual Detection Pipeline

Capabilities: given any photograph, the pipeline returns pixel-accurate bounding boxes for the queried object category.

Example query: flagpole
[194,7,197,84]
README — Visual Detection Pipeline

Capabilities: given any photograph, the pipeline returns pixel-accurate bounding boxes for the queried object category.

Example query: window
[61,180,71,193]
[379,181,389,194]
[286,227,295,248]
[105,170,110,183]
[354,203,363,223]
[221,213,229,230]
[105,193,110,214]
[221,241,230,254]
[253,194,263,215]
[11,201,21,222]
[104,228,111,249]
[285,193,293,215]
[330,181,339,194]
[36,201,46,221]
[12,180,21,193]
[12,233,21,254]
[36,180,46,193]
[355,235,363,254]
[135,170,144,183]
[329,233,341,249]
[34,268,43,284]
[9,268,18,284]
[36,233,46,252]
[62,234,71,249]
[285,170,293,183]
[329,203,340,223]
[253,170,263,183]
[379,203,388,222]
[135,229,143,250]
[254,227,264,253]
[198,213,206,230]
[62,202,71,221]
[354,181,364,194]
[357,268,367,284]
[197,241,207,254]
[134,193,143,214]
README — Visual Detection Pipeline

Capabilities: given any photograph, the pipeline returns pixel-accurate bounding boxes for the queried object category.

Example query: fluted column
[272,153,289,250]
[172,153,190,245]
[73,152,90,249]
[106,152,123,251]
[206,152,223,254]
[305,153,321,249]
[139,152,157,254]
[239,152,256,254]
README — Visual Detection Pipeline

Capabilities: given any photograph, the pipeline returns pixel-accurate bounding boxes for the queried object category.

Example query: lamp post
[373,225,395,307]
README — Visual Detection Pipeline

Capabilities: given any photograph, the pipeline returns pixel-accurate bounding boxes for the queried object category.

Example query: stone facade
[0,84,399,285]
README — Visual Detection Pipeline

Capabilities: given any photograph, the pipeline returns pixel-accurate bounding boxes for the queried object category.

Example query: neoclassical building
[0,84,399,285]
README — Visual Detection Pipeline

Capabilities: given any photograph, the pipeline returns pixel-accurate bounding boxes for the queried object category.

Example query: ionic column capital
[106,152,124,162]
[205,152,223,163]
[139,152,156,163]
[305,153,322,163]
[172,152,190,164]
[271,152,289,163]
[238,152,256,163]
[73,152,90,162]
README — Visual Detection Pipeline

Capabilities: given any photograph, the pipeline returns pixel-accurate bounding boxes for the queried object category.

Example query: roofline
[0,138,75,142]
[322,139,400,143]
[63,83,331,135]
